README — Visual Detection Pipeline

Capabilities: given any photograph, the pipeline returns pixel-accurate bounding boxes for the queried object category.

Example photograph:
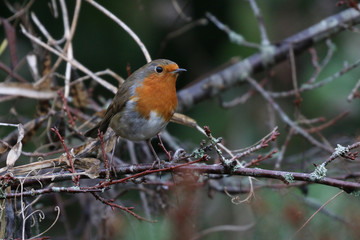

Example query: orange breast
[134,72,178,121]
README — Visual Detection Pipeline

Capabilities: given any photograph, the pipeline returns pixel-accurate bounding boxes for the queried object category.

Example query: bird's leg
[109,136,118,178]
[147,139,162,169]
[157,134,172,161]
[110,138,116,166]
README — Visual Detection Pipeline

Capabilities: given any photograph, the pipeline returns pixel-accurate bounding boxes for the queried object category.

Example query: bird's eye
[155,66,163,73]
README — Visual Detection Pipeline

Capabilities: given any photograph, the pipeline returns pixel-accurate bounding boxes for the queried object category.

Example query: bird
[85,59,186,162]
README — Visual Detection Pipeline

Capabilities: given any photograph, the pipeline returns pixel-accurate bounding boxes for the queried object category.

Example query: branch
[8,161,360,195]
[177,5,360,111]
[4,186,104,199]
[85,0,151,63]
[246,76,332,152]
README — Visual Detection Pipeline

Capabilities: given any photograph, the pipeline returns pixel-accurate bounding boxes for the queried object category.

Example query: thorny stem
[244,149,278,168]
[306,111,349,134]
[91,192,155,222]
[157,133,172,161]
[203,126,228,166]
[323,141,360,167]
[231,130,279,162]
[50,126,80,185]
[307,39,335,84]
[93,155,208,190]
[57,90,76,127]
[348,77,360,101]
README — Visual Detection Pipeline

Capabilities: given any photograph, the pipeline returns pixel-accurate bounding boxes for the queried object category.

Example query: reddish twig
[298,117,326,125]
[5,156,360,195]
[307,39,335,84]
[157,133,172,161]
[247,76,332,152]
[231,129,280,161]
[306,111,349,133]
[344,151,358,160]
[336,0,360,11]
[244,149,278,167]
[324,141,360,167]
[203,126,227,166]
[348,78,360,101]
[0,61,28,83]
[58,90,76,126]
[94,155,208,190]
[0,173,17,187]
[50,126,80,185]
[91,192,155,222]
[309,47,320,72]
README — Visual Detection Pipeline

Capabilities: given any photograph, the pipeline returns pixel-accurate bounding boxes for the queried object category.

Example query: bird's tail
[84,119,110,138]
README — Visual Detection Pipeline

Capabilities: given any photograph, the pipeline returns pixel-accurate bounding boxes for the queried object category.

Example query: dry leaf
[74,158,101,179]
[39,50,52,89]
[6,141,22,167]
[70,69,88,108]
[0,141,9,154]
[104,134,117,153]
[6,124,24,167]
[59,153,69,165]
[26,53,39,81]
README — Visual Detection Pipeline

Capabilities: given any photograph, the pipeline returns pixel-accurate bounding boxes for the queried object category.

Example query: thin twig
[270,57,360,98]
[85,0,151,63]
[307,39,335,84]
[91,192,155,222]
[57,90,76,127]
[50,126,80,185]
[20,25,118,93]
[246,77,332,152]
[248,0,270,45]
[206,12,260,48]
[59,0,73,99]
[290,190,344,239]
[348,77,360,101]
[306,111,349,134]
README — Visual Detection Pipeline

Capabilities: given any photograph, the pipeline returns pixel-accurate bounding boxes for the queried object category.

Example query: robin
[85,59,186,161]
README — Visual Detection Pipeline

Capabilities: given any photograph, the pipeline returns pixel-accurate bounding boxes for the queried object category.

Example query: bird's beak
[172,68,187,74]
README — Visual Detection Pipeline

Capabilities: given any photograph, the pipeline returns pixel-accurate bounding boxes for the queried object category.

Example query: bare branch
[178,6,360,111]
[85,0,151,63]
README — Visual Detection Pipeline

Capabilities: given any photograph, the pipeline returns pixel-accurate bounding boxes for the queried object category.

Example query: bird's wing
[84,79,133,138]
